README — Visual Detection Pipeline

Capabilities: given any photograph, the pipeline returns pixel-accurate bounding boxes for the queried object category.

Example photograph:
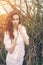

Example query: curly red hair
[5,11,20,39]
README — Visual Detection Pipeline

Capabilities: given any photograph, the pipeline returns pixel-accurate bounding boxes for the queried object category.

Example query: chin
[14,24,18,27]
[14,24,19,27]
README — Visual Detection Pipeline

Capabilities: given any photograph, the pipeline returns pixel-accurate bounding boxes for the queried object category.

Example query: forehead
[13,14,19,19]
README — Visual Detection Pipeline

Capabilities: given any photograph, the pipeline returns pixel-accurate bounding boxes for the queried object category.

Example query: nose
[13,20,17,25]
[14,20,17,23]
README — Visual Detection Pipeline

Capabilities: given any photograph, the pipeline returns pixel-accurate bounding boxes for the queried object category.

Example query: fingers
[18,24,22,31]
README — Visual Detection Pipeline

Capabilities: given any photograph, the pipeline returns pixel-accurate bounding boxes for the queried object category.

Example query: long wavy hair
[6,11,20,40]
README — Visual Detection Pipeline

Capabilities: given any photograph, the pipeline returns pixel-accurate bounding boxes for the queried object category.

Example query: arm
[21,31,29,45]
[18,25,29,45]
[7,39,16,54]
[4,32,17,54]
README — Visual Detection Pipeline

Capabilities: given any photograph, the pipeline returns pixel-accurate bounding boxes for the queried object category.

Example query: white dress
[4,26,29,65]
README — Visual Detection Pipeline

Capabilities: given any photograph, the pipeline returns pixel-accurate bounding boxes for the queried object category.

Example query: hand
[14,31,18,42]
[18,24,23,34]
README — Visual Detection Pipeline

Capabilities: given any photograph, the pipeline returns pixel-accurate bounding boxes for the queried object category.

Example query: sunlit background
[0,0,43,65]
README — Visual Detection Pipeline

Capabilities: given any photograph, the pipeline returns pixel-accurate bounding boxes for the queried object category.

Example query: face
[11,14,19,27]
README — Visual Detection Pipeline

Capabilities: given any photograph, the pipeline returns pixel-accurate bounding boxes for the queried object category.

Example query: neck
[13,26,18,31]
[13,24,19,31]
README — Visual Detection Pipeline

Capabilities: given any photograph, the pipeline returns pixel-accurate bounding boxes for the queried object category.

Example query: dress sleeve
[21,26,29,45]
[22,26,29,39]
[4,32,11,51]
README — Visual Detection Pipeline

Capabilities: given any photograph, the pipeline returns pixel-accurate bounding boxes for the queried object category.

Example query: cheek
[12,20,19,24]
[18,20,19,24]
[16,20,19,24]
[13,21,15,24]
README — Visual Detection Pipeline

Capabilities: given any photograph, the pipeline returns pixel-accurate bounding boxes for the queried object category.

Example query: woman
[4,12,29,65]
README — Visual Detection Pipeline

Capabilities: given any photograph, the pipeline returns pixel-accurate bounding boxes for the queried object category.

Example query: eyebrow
[12,18,19,20]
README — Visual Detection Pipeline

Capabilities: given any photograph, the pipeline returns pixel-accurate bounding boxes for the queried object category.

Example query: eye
[13,18,19,20]
[16,18,19,20]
